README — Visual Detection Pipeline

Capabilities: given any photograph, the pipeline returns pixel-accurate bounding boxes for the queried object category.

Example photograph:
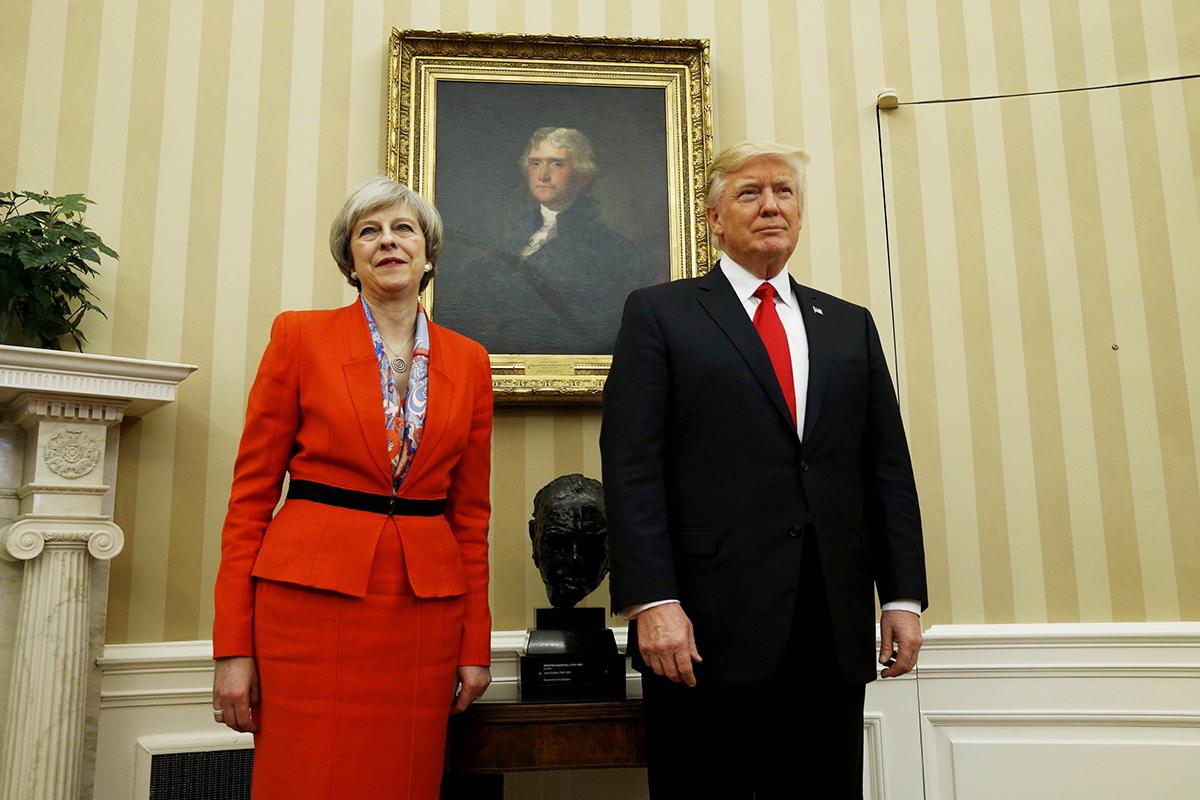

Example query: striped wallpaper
[1,0,1195,643]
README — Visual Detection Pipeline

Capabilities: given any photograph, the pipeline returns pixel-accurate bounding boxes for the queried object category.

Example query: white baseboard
[94,622,1200,800]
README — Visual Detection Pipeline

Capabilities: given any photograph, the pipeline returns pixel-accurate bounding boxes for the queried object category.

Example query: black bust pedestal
[519,607,626,702]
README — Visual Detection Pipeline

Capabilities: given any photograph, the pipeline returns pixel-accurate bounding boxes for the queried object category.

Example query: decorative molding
[1,516,124,561]
[6,394,126,426]
[0,346,196,418]
[17,483,109,499]
[922,711,1200,727]
[43,429,101,478]
[863,713,887,800]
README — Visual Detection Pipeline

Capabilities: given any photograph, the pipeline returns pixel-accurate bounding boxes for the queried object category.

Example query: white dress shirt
[623,256,920,619]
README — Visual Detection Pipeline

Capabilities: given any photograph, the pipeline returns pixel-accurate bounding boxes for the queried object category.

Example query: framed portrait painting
[387,29,713,402]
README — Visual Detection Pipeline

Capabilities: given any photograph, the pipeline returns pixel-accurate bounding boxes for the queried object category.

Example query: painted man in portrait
[434,126,657,355]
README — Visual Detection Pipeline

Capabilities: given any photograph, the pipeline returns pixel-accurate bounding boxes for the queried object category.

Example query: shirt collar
[538,205,560,225]
[719,256,793,306]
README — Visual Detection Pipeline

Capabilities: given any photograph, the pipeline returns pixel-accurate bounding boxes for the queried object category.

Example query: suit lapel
[696,266,797,434]
[341,302,395,484]
[793,278,833,443]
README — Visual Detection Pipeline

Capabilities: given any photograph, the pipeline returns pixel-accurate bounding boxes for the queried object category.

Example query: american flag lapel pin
[812,305,823,315]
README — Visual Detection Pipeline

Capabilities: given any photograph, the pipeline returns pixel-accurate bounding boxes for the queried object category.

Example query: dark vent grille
[148,749,253,800]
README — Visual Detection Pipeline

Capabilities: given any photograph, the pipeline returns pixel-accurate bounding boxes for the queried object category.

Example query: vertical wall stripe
[198,0,267,634]
[441,0,470,30]
[111,0,170,361]
[766,0,802,147]
[278,0,325,314]
[711,0,746,148]
[603,0,631,36]
[1019,0,1098,621]
[496,0,524,31]
[1083,13,1177,619]
[81,0,139,356]
[146,0,204,363]
[126,405,179,641]
[53,0,103,192]
[1120,78,1200,619]
[1153,80,1200,525]
[163,0,235,642]
[660,0,687,37]
[469,0,499,31]
[522,412,555,627]
[909,1,986,622]
[577,0,604,34]
[823,2,869,308]
[1139,0,1182,77]
[551,0,580,34]
[15,0,68,190]
[1172,0,1200,74]
[490,413,527,633]
[409,0,439,29]
[740,1,775,140]
[938,0,1019,624]
[796,0,838,293]
[105,417,141,642]
[1050,0,1146,621]
[0,0,34,187]
[630,0,660,35]
[243,0,296,391]
[879,0,952,624]
[311,2,354,310]
[848,0,895,351]
[526,0,552,33]
[347,0,385,188]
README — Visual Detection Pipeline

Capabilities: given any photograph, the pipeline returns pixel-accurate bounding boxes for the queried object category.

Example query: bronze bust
[528,474,608,608]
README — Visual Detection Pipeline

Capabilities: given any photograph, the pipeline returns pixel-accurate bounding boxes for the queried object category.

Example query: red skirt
[251,523,464,799]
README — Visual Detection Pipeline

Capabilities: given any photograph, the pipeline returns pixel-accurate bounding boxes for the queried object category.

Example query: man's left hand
[879,609,923,678]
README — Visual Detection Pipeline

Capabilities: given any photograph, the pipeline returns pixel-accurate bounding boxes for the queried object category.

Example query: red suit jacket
[213,301,494,665]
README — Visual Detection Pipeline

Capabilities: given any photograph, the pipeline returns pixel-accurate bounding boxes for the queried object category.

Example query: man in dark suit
[600,141,928,798]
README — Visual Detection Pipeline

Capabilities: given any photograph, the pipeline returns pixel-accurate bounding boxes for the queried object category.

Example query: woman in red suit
[211,176,493,798]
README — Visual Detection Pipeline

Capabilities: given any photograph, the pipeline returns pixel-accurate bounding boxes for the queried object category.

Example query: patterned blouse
[360,295,430,491]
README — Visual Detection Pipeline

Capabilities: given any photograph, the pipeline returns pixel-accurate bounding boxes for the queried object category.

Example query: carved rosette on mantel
[0,345,195,800]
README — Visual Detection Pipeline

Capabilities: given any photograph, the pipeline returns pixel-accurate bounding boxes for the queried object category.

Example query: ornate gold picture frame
[387,29,713,403]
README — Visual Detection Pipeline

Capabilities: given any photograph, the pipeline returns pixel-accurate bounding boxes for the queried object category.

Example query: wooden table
[440,700,646,798]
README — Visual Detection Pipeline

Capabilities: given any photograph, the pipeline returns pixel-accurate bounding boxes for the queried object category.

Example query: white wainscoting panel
[92,623,1200,799]
[917,623,1200,800]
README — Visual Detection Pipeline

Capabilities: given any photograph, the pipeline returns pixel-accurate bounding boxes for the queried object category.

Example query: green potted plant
[0,190,114,350]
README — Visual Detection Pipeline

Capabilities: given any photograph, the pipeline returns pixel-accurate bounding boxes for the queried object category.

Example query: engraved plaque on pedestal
[519,608,625,702]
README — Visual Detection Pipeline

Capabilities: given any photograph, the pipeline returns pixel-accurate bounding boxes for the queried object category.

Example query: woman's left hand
[451,665,491,713]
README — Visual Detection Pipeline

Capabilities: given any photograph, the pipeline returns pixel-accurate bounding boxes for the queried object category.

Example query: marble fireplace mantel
[0,345,196,800]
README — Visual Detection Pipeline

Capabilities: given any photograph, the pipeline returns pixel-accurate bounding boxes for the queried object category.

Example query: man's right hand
[635,602,702,687]
[213,656,260,733]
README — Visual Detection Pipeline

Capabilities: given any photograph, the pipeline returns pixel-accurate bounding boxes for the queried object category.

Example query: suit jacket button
[800,460,809,471]
[788,524,804,537]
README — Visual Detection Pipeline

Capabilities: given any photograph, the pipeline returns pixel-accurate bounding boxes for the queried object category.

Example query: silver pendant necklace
[389,353,408,374]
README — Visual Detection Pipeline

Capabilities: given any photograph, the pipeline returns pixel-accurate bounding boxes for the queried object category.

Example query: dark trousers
[641,537,867,799]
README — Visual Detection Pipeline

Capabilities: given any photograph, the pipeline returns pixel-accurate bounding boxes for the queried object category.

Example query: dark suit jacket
[213,302,494,665]
[600,265,927,685]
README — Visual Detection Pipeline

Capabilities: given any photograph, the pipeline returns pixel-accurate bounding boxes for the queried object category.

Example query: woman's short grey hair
[519,127,597,182]
[328,176,444,292]
[704,141,810,229]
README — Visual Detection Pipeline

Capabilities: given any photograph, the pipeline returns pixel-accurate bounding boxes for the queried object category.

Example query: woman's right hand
[212,656,260,733]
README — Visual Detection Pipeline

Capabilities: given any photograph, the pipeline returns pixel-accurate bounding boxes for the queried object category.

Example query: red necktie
[752,283,797,425]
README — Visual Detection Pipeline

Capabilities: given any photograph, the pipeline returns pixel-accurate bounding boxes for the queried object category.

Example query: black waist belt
[287,479,447,517]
